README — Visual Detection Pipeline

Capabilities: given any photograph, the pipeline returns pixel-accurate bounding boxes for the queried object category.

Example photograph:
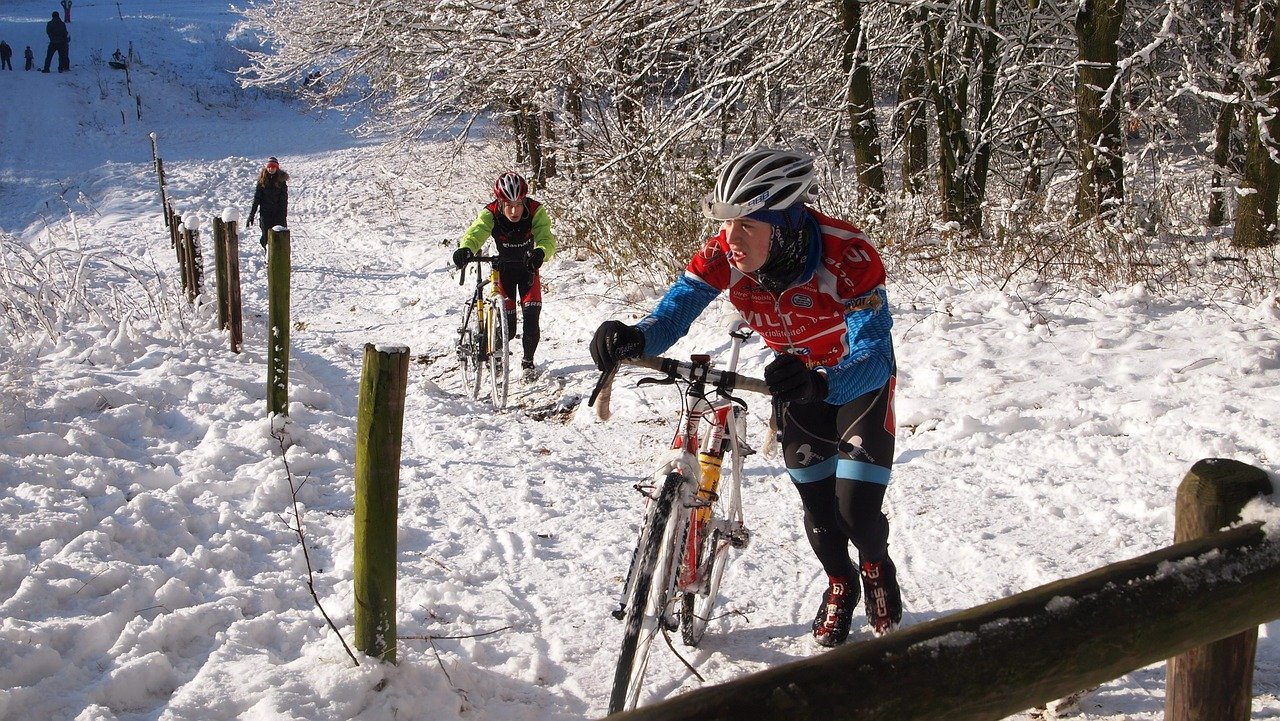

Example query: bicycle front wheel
[487,304,511,408]
[457,304,483,400]
[609,471,688,714]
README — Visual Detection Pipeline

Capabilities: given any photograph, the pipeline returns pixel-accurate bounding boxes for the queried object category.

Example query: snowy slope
[1,2,1278,720]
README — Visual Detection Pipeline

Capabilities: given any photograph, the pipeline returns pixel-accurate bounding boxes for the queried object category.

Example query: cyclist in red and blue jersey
[590,149,902,644]
[454,171,557,380]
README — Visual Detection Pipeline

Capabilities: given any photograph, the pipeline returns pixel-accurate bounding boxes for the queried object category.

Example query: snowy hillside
[0,2,1278,720]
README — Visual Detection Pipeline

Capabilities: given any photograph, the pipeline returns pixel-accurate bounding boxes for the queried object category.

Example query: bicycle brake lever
[636,375,677,387]
[588,367,615,408]
[718,389,750,411]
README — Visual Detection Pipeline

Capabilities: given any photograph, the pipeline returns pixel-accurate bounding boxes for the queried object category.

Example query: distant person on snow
[42,11,69,73]
[24,45,34,71]
[590,148,903,645]
[453,171,557,381]
[0,41,12,71]
[246,157,289,250]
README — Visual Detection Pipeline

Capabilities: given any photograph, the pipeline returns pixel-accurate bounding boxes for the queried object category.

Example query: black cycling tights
[793,477,889,579]
[503,305,540,362]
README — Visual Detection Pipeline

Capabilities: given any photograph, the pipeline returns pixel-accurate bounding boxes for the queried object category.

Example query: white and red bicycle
[591,316,769,714]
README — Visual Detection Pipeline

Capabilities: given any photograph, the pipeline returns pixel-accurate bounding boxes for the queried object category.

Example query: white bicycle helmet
[701,149,816,220]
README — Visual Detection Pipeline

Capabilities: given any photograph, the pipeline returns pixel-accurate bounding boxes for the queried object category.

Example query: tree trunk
[1073,0,1126,222]
[920,1,995,235]
[1208,0,1247,227]
[511,100,527,165]
[840,0,886,214]
[1234,0,1280,248]
[564,79,584,179]
[894,9,929,197]
[921,8,968,228]
[967,0,1000,218]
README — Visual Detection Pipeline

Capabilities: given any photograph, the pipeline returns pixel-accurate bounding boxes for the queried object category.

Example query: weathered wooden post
[353,343,410,664]
[180,216,202,303]
[211,216,229,329]
[150,132,169,230]
[223,210,244,354]
[266,226,291,416]
[189,215,203,300]
[1165,458,1274,721]
[172,211,186,291]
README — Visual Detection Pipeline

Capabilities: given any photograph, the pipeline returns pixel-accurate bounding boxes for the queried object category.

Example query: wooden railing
[605,459,1275,721]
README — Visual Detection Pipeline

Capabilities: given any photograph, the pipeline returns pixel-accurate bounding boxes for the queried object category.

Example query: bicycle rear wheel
[487,304,511,408]
[457,303,483,400]
[609,471,688,714]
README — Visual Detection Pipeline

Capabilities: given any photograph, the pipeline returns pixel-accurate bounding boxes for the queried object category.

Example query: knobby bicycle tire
[609,471,688,714]
[487,303,510,408]
[457,301,483,400]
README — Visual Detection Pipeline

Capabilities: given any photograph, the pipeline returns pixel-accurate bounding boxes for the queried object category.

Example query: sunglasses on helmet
[700,191,771,221]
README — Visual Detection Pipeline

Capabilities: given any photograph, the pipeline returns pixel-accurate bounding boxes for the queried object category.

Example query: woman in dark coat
[247,156,289,249]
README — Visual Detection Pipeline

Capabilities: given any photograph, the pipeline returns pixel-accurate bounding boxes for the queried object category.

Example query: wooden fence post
[266,226,291,416]
[171,211,185,290]
[353,343,410,664]
[181,216,202,303]
[150,132,169,230]
[212,216,229,329]
[224,213,244,354]
[1165,458,1274,721]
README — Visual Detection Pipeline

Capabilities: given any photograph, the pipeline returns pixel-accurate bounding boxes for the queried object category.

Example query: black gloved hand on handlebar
[590,321,645,373]
[527,247,545,271]
[764,353,828,404]
[452,247,474,269]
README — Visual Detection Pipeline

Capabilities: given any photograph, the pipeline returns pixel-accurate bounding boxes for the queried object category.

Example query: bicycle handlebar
[591,354,769,421]
[625,356,769,395]
[456,254,527,285]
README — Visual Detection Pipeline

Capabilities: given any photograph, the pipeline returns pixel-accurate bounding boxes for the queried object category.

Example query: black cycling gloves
[764,354,828,403]
[590,321,645,373]
[527,248,546,270]
[452,247,474,269]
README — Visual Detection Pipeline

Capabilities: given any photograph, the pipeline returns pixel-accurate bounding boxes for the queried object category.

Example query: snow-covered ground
[1,2,1278,720]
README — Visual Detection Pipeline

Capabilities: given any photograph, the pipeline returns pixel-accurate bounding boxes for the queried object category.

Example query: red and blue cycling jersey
[636,208,893,405]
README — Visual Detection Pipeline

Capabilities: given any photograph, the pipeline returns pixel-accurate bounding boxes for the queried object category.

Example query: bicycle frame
[665,357,737,595]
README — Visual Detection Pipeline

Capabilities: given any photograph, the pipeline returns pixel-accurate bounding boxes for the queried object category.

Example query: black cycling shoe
[812,575,859,647]
[861,558,902,636]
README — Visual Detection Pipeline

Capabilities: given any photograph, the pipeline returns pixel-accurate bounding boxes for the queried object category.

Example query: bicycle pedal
[688,496,715,509]
[736,441,757,457]
[612,605,626,621]
[727,527,752,549]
